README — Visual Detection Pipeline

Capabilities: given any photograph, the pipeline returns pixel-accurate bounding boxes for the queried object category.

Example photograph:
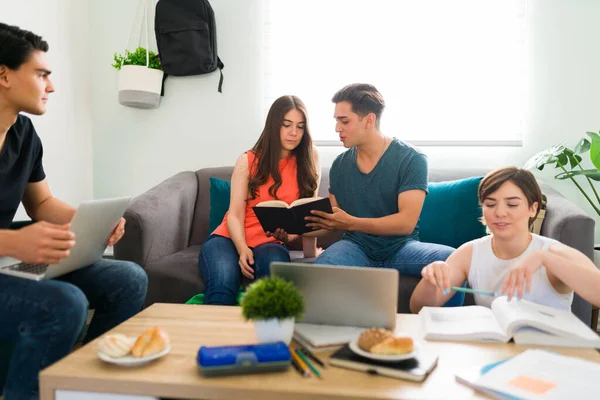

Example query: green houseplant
[112,47,164,109]
[525,131,600,217]
[240,276,304,344]
[111,47,162,71]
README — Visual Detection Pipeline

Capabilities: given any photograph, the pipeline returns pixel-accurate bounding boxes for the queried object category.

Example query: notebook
[419,296,600,348]
[456,349,600,399]
[329,344,438,382]
[293,323,365,351]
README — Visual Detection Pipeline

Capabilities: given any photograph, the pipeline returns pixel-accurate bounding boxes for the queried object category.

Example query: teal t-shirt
[329,138,428,260]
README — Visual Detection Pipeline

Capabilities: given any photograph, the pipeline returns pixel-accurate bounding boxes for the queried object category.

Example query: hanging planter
[111,0,164,109]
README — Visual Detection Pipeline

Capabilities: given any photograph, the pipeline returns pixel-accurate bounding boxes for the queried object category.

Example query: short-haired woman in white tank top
[410,166,600,313]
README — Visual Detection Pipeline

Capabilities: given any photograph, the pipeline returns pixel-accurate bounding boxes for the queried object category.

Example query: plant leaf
[574,138,591,154]
[524,143,565,169]
[556,153,568,167]
[555,169,600,181]
[567,153,583,169]
[586,132,600,170]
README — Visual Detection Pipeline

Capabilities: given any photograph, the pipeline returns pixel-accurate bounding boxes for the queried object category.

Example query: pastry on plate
[131,326,170,358]
[369,336,414,355]
[99,334,132,358]
[357,328,393,352]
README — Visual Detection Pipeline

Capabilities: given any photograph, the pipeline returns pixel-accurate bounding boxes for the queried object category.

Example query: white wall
[2,0,94,219]
[86,0,597,240]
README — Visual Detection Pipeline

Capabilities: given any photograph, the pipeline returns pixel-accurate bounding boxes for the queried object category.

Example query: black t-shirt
[0,114,46,229]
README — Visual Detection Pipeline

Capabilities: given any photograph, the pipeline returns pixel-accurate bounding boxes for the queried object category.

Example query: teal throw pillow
[209,177,231,233]
[419,176,485,249]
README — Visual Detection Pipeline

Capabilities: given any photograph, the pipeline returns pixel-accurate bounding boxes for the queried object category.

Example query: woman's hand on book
[501,251,542,300]
[266,228,298,244]
[238,247,255,279]
[421,261,451,295]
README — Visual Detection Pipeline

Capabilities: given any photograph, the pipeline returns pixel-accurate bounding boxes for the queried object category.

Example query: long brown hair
[248,95,318,201]
[478,166,542,227]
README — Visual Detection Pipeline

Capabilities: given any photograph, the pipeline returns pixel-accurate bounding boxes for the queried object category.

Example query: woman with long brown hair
[199,95,320,305]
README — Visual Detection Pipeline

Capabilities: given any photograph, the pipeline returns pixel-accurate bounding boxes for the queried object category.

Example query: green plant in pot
[525,131,600,258]
[240,276,304,344]
[111,47,164,109]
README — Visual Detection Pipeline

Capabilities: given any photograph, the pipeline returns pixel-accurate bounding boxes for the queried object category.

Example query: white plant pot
[253,317,295,344]
[118,65,163,109]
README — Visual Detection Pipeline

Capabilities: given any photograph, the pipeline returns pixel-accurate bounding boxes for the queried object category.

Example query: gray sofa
[115,167,595,325]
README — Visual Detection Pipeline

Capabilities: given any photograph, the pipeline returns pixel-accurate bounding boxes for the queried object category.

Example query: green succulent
[525,131,600,216]
[111,47,162,71]
[240,276,304,321]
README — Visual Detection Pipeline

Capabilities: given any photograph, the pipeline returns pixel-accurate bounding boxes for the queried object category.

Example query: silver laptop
[0,197,131,281]
[270,262,398,329]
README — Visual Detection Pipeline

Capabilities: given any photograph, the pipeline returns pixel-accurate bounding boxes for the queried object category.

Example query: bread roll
[357,328,393,351]
[369,336,414,355]
[131,327,170,358]
[99,334,132,358]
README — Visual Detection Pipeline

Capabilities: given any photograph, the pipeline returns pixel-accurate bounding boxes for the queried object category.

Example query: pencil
[296,349,322,379]
[290,355,309,377]
[289,346,311,377]
[450,286,500,297]
[300,346,327,369]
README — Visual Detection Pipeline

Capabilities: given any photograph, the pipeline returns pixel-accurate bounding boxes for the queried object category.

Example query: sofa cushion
[209,177,231,233]
[419,176,486,249]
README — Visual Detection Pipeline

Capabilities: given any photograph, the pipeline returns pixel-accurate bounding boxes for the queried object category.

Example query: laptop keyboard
[4,262,49,275]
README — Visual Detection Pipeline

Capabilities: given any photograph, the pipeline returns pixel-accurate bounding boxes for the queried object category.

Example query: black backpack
[155,0,224,92]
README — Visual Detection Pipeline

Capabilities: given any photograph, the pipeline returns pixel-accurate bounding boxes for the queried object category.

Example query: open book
[252,197,333,235]
[419,296,600,348]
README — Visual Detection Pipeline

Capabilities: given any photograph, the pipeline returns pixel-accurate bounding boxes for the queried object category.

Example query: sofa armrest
[114,171,198,267]
[539,183,596,325]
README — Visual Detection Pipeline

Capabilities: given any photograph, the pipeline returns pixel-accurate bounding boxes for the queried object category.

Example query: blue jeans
[198,235,291,305]
[315,239,464,307]
[0,259,147,400]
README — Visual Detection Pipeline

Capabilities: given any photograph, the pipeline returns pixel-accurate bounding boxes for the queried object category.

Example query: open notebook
[456,349,600,399]
[419,296,600,348]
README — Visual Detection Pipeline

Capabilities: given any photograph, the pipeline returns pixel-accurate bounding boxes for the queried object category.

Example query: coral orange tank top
[212,151,300,248]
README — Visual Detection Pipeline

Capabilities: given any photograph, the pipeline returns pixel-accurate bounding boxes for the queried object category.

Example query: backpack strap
[217,57,224,93]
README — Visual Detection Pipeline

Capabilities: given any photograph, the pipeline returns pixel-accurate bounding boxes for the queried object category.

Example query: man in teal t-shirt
[306,83,463,306]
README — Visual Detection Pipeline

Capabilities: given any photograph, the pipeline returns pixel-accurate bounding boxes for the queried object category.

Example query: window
[263,0,525,146]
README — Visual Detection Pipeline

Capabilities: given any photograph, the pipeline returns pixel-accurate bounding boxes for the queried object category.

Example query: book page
[290,197,324,208]
[254,200,289,208]
[420,306,509,342]
[491,296,600,342]
[475,349,600,400]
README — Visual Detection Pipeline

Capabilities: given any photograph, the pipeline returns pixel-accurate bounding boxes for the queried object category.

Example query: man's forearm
[30,197,76,224]
[351,213,415,236]
[0,230,17,257]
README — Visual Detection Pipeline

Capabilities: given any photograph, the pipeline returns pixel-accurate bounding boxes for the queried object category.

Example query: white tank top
[467,234,573,311]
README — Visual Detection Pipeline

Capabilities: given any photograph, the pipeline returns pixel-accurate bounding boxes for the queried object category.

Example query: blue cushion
[209,177,231,233]
[419,176,486,249]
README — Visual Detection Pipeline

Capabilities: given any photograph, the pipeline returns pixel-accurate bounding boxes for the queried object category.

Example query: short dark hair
[0,23,49,70]
[478,166,542,227]
[331,83,386,127]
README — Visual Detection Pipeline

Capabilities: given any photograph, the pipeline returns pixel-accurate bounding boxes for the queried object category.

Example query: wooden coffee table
[40,304,600,400]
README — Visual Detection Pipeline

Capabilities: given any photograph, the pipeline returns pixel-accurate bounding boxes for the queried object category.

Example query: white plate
[98,337,171,367]
[348,336,419,362]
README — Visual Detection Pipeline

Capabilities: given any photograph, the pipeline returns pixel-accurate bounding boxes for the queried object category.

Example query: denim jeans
[315,239,464,307]
[0,259,148,400]
[198,235,291,305]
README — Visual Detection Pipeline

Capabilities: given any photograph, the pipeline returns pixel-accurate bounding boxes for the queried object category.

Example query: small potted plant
[240,276,304,344]
[111,47,163,109]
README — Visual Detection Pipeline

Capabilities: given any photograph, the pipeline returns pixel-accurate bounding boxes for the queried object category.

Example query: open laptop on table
[270,262,398,349]
[0,197,130,281]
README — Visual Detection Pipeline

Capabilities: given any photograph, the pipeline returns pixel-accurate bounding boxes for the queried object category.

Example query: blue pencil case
[197,341,291,377]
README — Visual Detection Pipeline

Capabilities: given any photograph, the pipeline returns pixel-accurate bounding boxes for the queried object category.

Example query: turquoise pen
[450,286,501,297]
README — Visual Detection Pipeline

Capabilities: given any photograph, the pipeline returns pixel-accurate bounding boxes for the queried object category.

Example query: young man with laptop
[0,23,147,400]
[305,83,463,306]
